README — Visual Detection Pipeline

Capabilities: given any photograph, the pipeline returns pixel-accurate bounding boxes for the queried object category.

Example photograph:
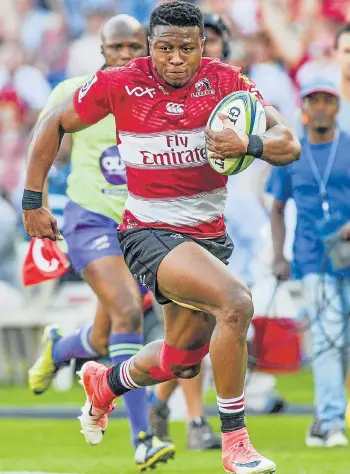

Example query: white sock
[119,358,142,390]
[217,393,245,414]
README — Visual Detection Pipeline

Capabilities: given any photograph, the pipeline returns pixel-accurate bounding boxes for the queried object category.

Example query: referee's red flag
[22,238,70,286]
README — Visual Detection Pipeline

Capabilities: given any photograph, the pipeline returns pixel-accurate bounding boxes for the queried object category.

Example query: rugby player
[22,3,301,473]
[149,11,233,450]
[27,14,175,471]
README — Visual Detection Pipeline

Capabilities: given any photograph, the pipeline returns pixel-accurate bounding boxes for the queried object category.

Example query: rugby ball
[206,91,266,176]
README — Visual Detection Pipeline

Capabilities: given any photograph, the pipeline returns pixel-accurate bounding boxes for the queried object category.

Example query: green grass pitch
[0,417,349,474]
[0,371,348,473]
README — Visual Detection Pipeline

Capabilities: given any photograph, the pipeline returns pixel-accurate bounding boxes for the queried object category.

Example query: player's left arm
[233,68,301,166]
[259,105,301,166]
[205,104,301,166]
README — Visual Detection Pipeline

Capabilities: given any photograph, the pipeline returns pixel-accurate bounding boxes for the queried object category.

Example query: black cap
[203,13,230,37]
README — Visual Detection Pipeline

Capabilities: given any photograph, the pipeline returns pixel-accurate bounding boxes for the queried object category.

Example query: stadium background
[0,0,350,473]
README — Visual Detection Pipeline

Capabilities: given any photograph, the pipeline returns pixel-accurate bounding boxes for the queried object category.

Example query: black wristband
[247,135,264,158]
[22,189,43,210]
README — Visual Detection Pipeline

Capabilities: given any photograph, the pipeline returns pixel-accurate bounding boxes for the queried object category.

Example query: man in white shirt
[0,42,51,122]
[66,3,113,77]
[335,23,350,133]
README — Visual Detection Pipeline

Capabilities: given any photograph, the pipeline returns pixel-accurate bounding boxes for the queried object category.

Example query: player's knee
[218,286,254,331]
[171,362,201,379]
[150,341,208,381]
[110,303,142,333]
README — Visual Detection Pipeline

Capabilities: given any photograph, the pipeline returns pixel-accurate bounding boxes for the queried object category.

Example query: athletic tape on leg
[150,341,210,381]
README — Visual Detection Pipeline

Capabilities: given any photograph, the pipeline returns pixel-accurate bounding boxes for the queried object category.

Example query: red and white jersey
[73,57,265,238]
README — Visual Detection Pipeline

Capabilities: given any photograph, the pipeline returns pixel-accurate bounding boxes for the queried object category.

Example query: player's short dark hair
[335,23,350,49]
[149,1,204,39]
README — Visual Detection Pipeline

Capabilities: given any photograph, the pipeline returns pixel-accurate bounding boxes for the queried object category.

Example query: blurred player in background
[27,14,175,471]
[203,12,232,62]
[23,2,300,473]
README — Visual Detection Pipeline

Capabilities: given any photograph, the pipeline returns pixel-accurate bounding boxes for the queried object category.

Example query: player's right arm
[23,71,112,240]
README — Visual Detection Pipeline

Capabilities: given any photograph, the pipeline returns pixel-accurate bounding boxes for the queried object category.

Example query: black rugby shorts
[117,228,234,305]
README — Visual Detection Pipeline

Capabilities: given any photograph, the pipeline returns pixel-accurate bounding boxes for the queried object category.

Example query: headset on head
[203,13,231,61]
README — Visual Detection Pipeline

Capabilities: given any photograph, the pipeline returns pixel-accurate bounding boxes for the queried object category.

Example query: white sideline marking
[1,472,77,474]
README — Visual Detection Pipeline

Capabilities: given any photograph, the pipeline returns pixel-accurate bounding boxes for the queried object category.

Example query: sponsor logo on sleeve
[78,75,98,102]
[238,73,259,97]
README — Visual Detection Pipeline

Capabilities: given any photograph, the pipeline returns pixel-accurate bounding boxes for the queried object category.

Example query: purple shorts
[62,201,147,295]
[62,201,148,297]
[62,201,122,273]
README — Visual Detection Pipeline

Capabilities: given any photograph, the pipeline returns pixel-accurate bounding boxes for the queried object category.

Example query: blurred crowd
[0,2,346,233]
[0,0,349,285]
[1,0,350,443]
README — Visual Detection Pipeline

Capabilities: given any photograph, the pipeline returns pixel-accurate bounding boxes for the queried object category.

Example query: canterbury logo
[125,85,156,98]
[32,239,59,273]
[165,102,184,115]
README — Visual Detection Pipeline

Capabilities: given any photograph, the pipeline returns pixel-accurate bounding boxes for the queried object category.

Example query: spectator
[323,1,350,24]
[15,0,50,54]
[0,40,51,195]
[0,189,18,288]
[244,32,298,128]
[64,0,115,38]
[0,85,28,193]
[36,10,70,88]
[296,22,339,87]
[116,0,155,25]
[63,0,86,38]
[334,22,350,430]
[260,0,341,86]
[226,160,271,287]
[0,0,19,43]
[203,0,258,37]
[260,0,318,73]
[0,42,51,126]
[66,2,114,76]
[266,79,350,447]
[335,24,350,132]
